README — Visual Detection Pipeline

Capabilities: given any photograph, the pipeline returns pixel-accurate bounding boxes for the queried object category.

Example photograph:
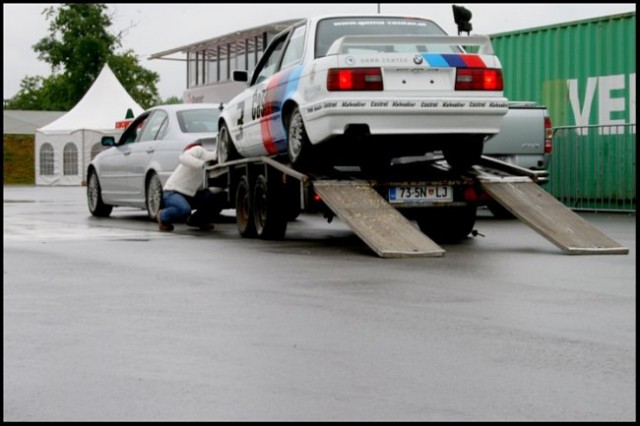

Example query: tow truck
[205,154,629,258]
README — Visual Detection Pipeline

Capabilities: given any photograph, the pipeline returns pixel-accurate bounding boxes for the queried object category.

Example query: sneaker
[156,211,174,232]
[186,215,215,231]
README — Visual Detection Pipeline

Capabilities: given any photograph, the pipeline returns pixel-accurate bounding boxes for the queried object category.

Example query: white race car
[218,14,508,171]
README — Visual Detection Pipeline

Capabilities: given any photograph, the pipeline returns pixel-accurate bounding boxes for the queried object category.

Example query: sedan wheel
[146,172,163,219]
[87,171,113,217]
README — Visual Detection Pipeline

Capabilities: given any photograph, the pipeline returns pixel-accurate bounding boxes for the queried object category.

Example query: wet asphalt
[3,185,636,421]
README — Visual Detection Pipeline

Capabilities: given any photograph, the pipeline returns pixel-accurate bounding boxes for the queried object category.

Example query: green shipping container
[489,12,636,211]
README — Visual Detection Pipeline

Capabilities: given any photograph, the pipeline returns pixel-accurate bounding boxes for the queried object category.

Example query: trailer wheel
[416,205,477,243]
[359,154,392,176]
[236,175,257,238]
[443,137,484,170]
[284,178,302,221]
[218,123,240,164]
[253,174,288,240]
[287,107,312,167]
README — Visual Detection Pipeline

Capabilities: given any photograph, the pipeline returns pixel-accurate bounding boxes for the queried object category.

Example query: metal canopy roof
[148,19,302,61]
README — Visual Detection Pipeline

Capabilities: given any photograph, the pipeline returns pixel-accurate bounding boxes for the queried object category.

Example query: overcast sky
[3,3,636,102]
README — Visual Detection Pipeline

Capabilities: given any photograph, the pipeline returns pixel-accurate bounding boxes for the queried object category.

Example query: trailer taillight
[463,185,478,202]
[327,68,383,91]
[455,68,503,91]
[544,116,553,154]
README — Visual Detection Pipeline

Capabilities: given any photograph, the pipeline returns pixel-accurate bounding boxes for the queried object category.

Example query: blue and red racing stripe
[421,53,487,68]
[259,65,303,154]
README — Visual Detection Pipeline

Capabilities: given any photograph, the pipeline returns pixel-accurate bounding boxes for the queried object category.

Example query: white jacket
[163,145,217,197]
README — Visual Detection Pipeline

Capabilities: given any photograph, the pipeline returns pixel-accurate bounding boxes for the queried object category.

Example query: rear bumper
[302,98,508,144]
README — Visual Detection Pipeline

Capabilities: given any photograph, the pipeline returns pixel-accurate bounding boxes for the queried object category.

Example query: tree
[162,96,183,105]
[5,4,161,111]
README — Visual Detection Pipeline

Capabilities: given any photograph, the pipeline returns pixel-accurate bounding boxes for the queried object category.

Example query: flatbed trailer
[205,155,628,258]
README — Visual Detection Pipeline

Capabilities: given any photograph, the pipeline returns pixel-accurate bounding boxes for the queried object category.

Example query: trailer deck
[206,155,629,258]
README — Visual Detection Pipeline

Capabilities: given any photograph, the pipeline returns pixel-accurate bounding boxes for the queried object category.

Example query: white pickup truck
[483,101,553,217]
[484,101,552,170]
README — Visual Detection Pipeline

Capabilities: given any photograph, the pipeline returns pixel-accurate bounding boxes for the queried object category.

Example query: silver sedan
[87,103,220,219]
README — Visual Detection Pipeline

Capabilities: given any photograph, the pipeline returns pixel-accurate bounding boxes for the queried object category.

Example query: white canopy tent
[35,64,144,185]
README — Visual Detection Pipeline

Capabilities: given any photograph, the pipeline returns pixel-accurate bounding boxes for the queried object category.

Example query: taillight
[455,68,503,91]
[463,185,478,202]
[327,68,383,91]
[544,116,553,154]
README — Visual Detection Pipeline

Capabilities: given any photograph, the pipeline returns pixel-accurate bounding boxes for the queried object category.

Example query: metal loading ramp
[312,180,445,258]
[478,176,629,255]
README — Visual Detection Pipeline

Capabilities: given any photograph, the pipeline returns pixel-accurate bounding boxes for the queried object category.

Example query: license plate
[388,185,453,203]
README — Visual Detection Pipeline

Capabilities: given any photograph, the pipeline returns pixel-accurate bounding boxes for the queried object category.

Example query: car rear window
[315,17,460,58]
[177,108,220,133]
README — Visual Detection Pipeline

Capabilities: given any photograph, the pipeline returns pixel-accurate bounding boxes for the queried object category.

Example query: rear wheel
[443,137,484,170]
[87,171,113,217]
[287,107,312,167]
[146,172,163,219]
[416,205,477,243]
[236,175,257,238]
[359,154,392,176]
[217,123,240,164]
[253,174,288,240]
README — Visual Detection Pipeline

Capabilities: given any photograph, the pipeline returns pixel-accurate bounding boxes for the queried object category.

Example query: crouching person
[157,142,218,231]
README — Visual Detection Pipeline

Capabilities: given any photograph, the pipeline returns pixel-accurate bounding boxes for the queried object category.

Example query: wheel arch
[86,164,98,181]
[145,168,161,192]
[281,100,299,133]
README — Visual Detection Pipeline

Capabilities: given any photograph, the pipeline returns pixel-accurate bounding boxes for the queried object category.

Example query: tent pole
[81,129,86,186]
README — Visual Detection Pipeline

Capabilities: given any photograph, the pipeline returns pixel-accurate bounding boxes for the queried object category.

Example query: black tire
[443,137,484,170]
[236,175,257,238]
[282,177,301,221]
[217,122,240,164]
[487,200,516,219]
[145,172,163,220]
[359,154,392,176]
[287,107,312,166]
[416,205,477,243]
[253,174,288,240]
[87,171,113,217]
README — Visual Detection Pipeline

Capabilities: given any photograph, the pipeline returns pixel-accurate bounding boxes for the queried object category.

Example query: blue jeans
[160,190,217,225]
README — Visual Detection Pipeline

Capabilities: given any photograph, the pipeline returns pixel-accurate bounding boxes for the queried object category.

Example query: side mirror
[101,136,116,147]
[232,70,248,82]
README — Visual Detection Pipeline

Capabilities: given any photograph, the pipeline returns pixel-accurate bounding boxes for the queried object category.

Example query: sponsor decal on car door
[248,66,303,156]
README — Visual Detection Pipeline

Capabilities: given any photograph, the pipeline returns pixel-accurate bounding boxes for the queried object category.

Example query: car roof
[146,103,221,113]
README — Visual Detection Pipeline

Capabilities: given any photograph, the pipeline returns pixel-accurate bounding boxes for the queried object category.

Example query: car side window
[120,113,149,144]
[251,32,288,86]
[280,25,306,69]
[137,111,168,142]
